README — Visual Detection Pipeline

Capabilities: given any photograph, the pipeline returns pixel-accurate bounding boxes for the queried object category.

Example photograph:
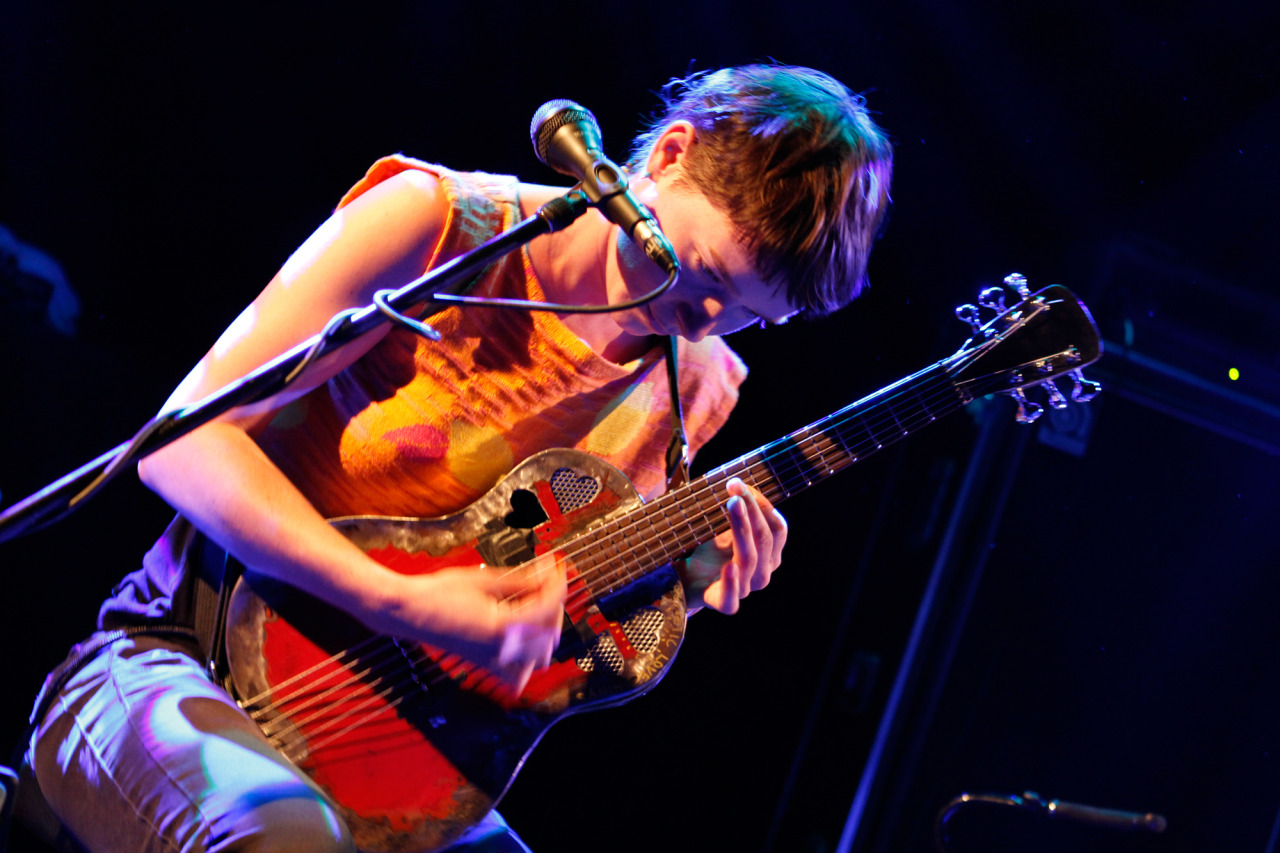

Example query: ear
[644,120,697,181]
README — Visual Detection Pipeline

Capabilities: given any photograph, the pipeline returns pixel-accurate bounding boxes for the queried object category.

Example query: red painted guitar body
[219,450,687,853]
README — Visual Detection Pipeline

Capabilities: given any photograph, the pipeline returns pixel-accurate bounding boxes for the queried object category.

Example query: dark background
[2,2,1278,851]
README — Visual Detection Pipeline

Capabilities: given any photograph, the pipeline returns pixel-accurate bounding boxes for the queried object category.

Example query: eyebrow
[703,246,739,294]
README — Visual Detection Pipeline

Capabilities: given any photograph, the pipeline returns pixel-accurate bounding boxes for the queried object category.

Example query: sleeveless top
[99,156,748,630]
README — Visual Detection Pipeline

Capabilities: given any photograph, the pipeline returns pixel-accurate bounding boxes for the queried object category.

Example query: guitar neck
[577,358,969,598]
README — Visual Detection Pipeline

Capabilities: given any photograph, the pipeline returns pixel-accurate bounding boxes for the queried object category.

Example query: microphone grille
[530,99,596,163]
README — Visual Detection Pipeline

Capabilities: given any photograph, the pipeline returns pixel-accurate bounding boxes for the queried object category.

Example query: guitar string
[272,636,572,760]
[270,388,1021,760]
[517,368,995,616]
[269,363,1045,755]
[272,640,524,760]
[244,371,968,742]
[273,672,416,761]
[268,641,503,745]
[268,645,493,757]
[271,663,419,755]
[554,390,942,599]
[250,639,404,732]
[237,633,389,712]
[243,371,966,732]
[260,642,474,756]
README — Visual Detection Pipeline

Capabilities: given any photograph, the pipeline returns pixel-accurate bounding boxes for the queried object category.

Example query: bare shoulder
[339,166,451,234]
[157,166,456,421]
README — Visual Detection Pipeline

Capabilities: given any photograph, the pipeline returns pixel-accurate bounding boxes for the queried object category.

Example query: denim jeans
[29,634,530,853]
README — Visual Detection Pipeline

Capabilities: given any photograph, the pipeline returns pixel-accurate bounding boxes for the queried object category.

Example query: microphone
[1042,795,1167,833]
[935,789,1167,852]
[530,100,679,276]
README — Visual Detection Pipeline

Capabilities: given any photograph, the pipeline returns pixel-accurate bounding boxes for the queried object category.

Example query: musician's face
[610,179,798,342]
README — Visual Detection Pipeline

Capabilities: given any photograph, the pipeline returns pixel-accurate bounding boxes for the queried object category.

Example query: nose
[680,297,725,341]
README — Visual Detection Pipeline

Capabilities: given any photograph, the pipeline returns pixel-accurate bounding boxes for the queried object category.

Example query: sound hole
[503,489,548,529]
[549,468,600,512]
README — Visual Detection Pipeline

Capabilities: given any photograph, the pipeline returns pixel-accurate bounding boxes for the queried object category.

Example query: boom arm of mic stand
[0,191,589,544]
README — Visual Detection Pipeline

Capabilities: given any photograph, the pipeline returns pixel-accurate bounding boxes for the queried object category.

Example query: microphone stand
[0,190,591,544]
[934,790,1167,852]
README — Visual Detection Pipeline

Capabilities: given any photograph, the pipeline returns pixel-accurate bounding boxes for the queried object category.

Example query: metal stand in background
[833,400,1027,853]
[0,191,590,545]
[934,790,1167,852]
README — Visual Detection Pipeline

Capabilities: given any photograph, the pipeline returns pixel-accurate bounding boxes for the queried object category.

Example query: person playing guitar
[25,65,894,852]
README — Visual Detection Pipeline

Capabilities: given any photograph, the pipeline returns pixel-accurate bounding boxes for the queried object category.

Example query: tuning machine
[955,271,1033,336]
[978,286,1007,313]
[1042,379,1069,409]
[955,303,984,335]
[1003,272,1031,299]
[1008,388,1044,424]
[1002,372,1102,425]
[1068,369,1102,402]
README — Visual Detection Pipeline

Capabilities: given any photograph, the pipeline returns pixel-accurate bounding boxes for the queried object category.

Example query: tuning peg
[1069,369,1102,402]
[1003,272,1030,299]
[978,286,1007,313]
[1008,388,1044,424]
[955,303,983,334]
[1041,379,1069,409]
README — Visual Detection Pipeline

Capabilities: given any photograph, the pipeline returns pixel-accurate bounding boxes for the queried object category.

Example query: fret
[887,399,908,437]
[665,495,701,546]
[830,415,866,463]
[915,386,938,422]
[865,406,894,449]
[829,421,857,463]
[811,432,836,478]
[761,436,819,499]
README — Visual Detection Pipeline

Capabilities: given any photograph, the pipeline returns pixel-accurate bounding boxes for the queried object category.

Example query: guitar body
[219,449,688,853]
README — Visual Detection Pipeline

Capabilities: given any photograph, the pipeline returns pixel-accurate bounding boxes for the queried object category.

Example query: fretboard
[568,359,968,600]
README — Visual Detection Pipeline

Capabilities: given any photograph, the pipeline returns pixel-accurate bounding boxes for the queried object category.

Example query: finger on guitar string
[726,477,787,594]
[495,562,568,689]
[694,477,790,614]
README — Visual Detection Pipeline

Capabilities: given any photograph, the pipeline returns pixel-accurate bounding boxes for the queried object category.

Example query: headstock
[949,273,1102,423]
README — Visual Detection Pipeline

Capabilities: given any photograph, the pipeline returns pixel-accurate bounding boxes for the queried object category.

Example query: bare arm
[138,170,564,687]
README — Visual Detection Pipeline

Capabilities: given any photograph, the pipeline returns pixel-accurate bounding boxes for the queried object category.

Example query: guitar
[214,276,1101,852]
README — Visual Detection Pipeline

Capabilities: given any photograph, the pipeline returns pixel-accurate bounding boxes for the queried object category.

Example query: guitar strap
[662,335,691,490]
[660,335,694,611]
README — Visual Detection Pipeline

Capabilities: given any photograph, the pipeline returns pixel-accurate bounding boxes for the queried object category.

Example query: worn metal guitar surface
[217,282,1102,852]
